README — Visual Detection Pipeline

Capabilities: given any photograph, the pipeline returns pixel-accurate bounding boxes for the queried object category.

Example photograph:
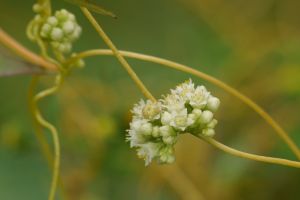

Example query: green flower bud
[33,4,42,13]
[159,125,174,137]
[55,9,69,21]
[41,24,52,35]
[50,27,63,41]
[152,126,160,138]
[162,136,176,145]
[207,119,218,128]
[62,21,75,35]
[202,128,215,137]
[47,16,58,26]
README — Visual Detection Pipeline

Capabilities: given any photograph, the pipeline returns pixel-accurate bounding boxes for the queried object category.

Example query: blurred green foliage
[1,0,300,199]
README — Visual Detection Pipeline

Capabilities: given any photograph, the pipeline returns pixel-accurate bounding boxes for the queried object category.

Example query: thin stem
[32,74,63,200]
[0,28,57,71]
[198,135,300,168]
[28,76,67,200]
[70,49,300,160]
[80,7,156,102]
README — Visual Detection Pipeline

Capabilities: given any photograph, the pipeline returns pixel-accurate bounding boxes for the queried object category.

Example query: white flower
[171,79,195,101]
[189,86,210,109]
[132,99,161,121]
[126,129,146,147]
[169,109,194,131]
[137,142,162,166]
[127,118,152,147]
[162,94,185,113]
[127,79,221,166]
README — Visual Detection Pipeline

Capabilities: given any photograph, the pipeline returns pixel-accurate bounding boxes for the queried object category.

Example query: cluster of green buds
[127,79,220,166]
[39,9,82,54]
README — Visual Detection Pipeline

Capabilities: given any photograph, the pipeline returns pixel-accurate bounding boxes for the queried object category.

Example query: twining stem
[197,135,300,168]
[28,76,67,200]
[29,77,53,166]
[32,74,63,200]
[70,49,300,160]
[79,7,156,102]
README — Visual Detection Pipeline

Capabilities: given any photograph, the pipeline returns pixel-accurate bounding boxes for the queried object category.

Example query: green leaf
[64,0,117,18]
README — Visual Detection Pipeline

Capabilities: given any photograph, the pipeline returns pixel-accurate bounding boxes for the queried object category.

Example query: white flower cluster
[39,9,82,54]
[127,79,220,166]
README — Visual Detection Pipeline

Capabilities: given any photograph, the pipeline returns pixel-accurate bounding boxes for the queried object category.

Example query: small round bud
[62,21,75,35]
[33,4,42,13]
[75,59,85,68]
[162,136,176,145]
[152,126,160,138]
[140,123,153,136]
[202,128,215,137]
[207,119,218,128]
[47,16,58,26]
[68,13,76,21]
[58,43,67,53]
[56,9,69,21]
[34,14,41,21]
[192,108,202,117]
[159,125,174,137]
[40,24,52,37]
[199,110,213,124]
[187,113,197,121]
[207,97,220,112]
[166,155,175,164]
[50,28,63,41]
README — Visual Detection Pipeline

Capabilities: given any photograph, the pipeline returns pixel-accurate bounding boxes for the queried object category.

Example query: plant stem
[80,7,156,102]
[32,74,63,200]
[28,76,67,200]
[198,135,300,168]
[0,28,57,71]
[71,49,300,160]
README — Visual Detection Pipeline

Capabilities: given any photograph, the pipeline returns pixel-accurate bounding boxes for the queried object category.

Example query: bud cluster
[127,79,220,166]
[39,9,82,54]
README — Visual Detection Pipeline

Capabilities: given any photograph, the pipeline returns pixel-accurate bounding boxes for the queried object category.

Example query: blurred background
[1,0,300,199]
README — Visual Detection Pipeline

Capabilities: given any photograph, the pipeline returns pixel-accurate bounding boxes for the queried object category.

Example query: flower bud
[47,16,58,26]
[159,125,174,137]
[33,4,42,13]
[62,21,75,35]
[207,97,220,112]
[152,126,160,138]
[192,108,202,117]
[162,136,176,145]
[207,119,218,128]
[50,28,63,41]
[199,110,213,124]
[202,128,215,137]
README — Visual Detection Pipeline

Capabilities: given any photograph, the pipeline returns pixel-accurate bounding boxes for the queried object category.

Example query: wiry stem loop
[31,75,63,200]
